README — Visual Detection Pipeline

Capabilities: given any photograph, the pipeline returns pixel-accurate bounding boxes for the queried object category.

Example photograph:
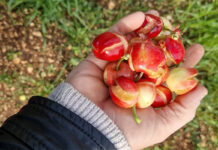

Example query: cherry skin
[109,77,138,108]
[128,38,166,77]
[144,65,169,86]
[159,30,185,66]
[151,85,172,108]
[92,32,128,61]
[134,14,163,39]
[136,79,156,108]
[166,67,198,95]
[164,37,185,65]
[103,61,134,86]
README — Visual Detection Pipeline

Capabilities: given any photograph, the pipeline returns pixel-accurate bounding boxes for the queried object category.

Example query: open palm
[66,11,207,150]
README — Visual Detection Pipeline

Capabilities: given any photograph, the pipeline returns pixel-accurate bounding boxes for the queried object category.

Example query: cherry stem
[116,54,130,71]
[134,72,144,82]
[162,26,174,33]
[132,105,141,124]
[162,26,180,41]
[172,34,179,40]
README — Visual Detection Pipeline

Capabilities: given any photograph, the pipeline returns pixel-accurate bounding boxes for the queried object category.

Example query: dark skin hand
[66,11,208,150]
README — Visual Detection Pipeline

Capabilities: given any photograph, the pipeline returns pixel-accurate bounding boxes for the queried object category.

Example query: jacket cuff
[48,83,130,150]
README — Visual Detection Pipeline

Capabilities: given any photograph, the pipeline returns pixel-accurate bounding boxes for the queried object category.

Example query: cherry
[109,77,138,108]
[103,61,134,86]
[134,14,163,39]
[136,79,156,108]
[128,38,166,77]
[92,32,128,61]
[159,30,185,66]
[151,85,172,108]
[166,67,198,95]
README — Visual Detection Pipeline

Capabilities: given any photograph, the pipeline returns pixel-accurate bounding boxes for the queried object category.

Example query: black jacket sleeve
[0,96,116,150]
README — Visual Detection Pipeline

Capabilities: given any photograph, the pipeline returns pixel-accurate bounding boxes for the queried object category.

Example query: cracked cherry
[151,85,172,108]
[134,14,163,39]
[136,79,156,108]
[109,77,138,108]
[166,67,198,95]
[128,38,166,77]
[92,32,128,61]
[144,65,169,86]
[103,61,134,86]
[159,30,185,66]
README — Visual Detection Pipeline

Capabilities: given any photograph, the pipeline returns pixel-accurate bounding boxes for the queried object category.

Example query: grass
[173,1,218,148]
[2,0,218,149]
[176,1,218,148]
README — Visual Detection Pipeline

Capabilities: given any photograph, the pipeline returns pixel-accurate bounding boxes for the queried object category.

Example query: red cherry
[128,38,165,77]
[134,14,163,39]
[151,85,172,108]
[92,32,128,61]
[165,37,185,64]
[103,62,134,86]
[109,77,138,108]
[159,30,185,66]
[166,67,198,95]
[144,65,169,86]
[136,79,156,108]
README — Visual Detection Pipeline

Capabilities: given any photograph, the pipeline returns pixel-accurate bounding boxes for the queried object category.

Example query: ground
[0,6,69,124]
[0,0,217,149]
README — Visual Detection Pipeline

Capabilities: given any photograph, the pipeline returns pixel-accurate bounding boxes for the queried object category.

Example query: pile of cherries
[92,14,198,124]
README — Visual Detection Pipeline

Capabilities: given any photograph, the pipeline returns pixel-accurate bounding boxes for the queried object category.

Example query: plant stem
[132,105,141,124]
[116,54,130,71]
[116,58,124,71]
[172,34,179,40]
[162,26,173,33]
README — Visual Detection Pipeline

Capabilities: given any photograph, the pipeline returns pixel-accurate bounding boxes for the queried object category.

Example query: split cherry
[134,14,163,39]
[166,67,198,95]
[128,38,166,77]
[151,85,172,108]
[92,32,128,61]
[136,79,156,108]
[103,61,134,86]
[159,30,185,66]
[109,77,138,108]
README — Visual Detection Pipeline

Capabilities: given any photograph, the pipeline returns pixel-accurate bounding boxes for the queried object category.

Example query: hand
[66,11,208,150]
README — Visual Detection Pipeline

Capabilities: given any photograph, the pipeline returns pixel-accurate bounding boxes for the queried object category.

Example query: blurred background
[0,0,217,149]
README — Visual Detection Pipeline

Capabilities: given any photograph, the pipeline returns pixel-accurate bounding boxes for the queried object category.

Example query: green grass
[3,0,218,149]
[6,50,21,60]
[173,1,218,148]
[0,71,15,85]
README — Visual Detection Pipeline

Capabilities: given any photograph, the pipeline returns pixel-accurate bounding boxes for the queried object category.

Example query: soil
[0,6,70,125]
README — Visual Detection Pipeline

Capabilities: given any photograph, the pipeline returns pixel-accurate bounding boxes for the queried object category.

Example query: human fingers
[182,44,205,68]
[155,85,207,142]
[108,11,145,34]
